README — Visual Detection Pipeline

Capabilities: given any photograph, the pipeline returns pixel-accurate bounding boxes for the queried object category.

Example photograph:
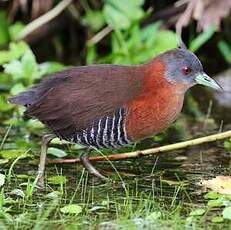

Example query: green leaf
[211,216,224,223]
[82,10,105,32]
[189,208,206,216]
[9,22,25,41]
[189,26,216,52]
[21,49,38,81]
[10,83,26,96]
[218,40,231,64]
[47,147,67,158]
[0,174,5,187]
[154,30,178,55]
[0,96,13,112]
[204,192,220,200]
[60,204,82,215]
[3,47,39,85]
[141,22,161,47]
[223,206,231,220]
[39,62,66,76]
[103,0,144,29]
[48,176,67,185]
[207,199,224,207]
[86,45,97,65]
[26,120,45,131]
[0,149,28,159]
[0,42,29,65]
[0,11,9,46]
[4,60,24,80]
[224,140,231,152]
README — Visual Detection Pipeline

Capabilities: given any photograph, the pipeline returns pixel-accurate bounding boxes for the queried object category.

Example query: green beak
[195,72,223,91]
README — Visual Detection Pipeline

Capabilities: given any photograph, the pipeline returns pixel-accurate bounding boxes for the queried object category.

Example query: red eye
[182,67,192,75]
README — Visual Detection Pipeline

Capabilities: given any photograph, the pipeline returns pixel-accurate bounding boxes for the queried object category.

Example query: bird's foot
[80,152,108,181]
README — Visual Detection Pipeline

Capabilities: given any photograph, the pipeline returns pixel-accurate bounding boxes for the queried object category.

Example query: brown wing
[25,65,143,138]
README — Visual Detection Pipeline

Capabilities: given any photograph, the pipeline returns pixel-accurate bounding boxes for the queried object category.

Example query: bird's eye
[182,67,192,75]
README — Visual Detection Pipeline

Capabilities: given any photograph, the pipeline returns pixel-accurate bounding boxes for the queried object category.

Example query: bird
[9,48,222,187]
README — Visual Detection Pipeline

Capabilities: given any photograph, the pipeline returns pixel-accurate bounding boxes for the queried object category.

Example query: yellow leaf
[201,176,231,195]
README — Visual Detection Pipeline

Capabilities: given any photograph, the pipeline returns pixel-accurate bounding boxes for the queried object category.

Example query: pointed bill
[195,73,223,91]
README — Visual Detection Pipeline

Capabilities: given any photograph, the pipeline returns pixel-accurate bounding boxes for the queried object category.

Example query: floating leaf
[207,199,224,207]
[223,206,231,220]
[0,174,5,187]
[0,149,28,159]
[60,204,82,215]
[211,216,224,223]
[47,147,67,158]
[189,208,206,216]
[204,192,220,200]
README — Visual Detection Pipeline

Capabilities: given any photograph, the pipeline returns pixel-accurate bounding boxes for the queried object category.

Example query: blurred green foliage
[218,40,231,64]
[88,22,178,65]
[103,0,145,29]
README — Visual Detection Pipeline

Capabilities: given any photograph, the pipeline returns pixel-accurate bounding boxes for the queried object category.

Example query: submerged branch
[48,130,231,164]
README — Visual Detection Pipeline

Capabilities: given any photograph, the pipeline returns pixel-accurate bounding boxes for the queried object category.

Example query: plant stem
[48,130,231,164]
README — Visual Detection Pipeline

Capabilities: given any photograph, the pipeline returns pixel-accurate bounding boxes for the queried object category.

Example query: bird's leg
[37,133,56,188]
[80,149,107,180]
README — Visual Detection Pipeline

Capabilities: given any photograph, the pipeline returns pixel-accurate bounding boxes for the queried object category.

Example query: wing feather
[24,65,143,138]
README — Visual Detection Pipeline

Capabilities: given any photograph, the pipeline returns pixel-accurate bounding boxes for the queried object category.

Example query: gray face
[158,48,222,91]
[160,48,203,86]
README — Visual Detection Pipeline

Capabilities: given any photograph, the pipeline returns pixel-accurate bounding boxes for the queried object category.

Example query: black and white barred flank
[70,108,131,149]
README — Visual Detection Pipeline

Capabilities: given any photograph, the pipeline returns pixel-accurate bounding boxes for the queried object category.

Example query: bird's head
[157,48,222,92]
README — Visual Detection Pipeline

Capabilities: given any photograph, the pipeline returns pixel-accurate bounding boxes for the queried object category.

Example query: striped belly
[69,108,131,149]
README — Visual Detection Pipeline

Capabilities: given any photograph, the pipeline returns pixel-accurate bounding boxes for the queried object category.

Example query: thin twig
[87,26,113,46]
[48,130,231,164]
[18,0,73,40]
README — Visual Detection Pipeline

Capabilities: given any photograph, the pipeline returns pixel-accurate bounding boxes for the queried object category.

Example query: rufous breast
[125,61,185,141]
